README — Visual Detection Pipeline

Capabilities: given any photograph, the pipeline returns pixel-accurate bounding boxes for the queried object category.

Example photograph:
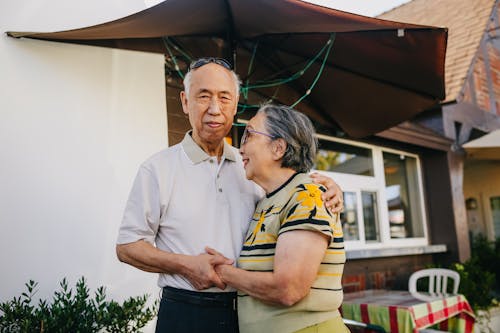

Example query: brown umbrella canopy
[7,0,447,138]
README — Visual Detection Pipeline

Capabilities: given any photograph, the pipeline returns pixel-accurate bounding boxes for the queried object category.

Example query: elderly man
[116,57,343,333]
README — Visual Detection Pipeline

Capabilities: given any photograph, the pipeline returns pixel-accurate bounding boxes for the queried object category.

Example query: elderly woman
[209,104,349,333]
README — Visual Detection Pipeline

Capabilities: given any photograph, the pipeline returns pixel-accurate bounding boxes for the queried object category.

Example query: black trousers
[155,287,239,333]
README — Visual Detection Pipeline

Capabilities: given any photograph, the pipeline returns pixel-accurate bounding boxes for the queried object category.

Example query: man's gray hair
[258,104,318,173]
[183,65,241,97]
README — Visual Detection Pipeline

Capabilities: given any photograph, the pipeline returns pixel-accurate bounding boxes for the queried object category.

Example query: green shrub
[450,235,500,312]
[0,277,158,333]
[451,260,496,311]
[471,235,500,289]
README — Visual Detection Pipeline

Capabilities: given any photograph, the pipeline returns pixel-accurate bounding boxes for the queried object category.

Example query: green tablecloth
[341,289,475,333]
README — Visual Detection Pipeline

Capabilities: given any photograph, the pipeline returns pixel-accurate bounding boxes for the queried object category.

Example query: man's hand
[310,172,343,213]
[181,251,233,290]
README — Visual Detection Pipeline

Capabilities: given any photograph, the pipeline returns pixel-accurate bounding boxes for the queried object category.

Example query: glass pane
[315,140,374,176]
[362,191,380,242]
[491,197,500,238]
[341,192,359,241]
[383,152,424,239]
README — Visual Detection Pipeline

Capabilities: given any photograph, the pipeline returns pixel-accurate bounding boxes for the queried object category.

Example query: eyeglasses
[240,127,276,146]
[189,57,232,71]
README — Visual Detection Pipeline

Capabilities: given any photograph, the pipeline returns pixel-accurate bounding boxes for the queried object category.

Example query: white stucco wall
[1,1,166,330]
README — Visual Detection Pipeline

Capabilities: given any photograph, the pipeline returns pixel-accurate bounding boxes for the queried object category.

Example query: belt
[162,286,237,309]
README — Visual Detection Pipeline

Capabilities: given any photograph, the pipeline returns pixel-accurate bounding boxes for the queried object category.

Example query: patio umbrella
[6,0,447,138]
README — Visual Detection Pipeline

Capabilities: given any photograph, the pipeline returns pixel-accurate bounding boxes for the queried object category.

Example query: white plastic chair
[408,268,460,301]
[343,318,386,332]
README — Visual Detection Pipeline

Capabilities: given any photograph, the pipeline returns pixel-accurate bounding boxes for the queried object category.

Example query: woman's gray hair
[258,104,318,173]
[183,66,241,97]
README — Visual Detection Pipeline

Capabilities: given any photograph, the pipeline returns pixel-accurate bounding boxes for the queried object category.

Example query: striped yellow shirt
[237,173,346,333]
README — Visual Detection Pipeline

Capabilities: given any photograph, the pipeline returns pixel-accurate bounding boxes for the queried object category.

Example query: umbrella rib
[236,41,339,126]
[291,34,335,107]
[240,35,440,100]
[222,0,237,65]
[244,35,334,89]
[240,31,443,100]
[237,88,332,126]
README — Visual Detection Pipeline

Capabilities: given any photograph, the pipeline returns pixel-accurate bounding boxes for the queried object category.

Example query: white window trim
[314,134,429,251]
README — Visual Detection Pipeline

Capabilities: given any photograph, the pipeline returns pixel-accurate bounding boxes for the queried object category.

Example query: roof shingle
[378,0,496,102]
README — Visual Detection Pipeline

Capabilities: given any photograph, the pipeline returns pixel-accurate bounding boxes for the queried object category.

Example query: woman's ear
[272,138,287,161]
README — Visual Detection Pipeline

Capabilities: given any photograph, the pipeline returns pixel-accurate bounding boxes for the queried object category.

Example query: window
[315,140,374,176]
[340,191,380,242]
[342,192,359,241]
[362,191,380,242]
[383,152,424,239]
[491,196,500,238]
[314,135,427,250]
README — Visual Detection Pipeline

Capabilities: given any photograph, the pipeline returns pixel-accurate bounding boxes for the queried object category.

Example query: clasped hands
[183,247,233,290]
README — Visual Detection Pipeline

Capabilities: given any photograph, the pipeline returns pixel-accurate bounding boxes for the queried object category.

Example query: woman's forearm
[216,230,329,306]
[217,265,305,306]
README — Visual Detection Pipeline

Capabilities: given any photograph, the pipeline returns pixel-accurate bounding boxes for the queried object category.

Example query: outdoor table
[340,289,475,333]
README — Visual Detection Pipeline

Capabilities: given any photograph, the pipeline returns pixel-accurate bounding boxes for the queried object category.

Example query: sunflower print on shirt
[279,183,333,235]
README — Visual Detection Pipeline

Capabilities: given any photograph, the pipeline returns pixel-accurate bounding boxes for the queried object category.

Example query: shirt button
[218,188,223,192]
[209,159,214,164]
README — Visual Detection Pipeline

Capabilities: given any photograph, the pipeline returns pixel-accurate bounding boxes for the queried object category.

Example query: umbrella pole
[222,0,237,70]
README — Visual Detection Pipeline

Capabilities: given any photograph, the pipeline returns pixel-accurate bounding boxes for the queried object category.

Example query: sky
[305,0,411,17]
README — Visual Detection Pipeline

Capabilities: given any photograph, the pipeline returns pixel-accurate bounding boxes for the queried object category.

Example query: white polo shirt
[117,132,263,291]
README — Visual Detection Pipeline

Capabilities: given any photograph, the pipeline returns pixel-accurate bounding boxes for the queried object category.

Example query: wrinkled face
[180,63,238,147]
[239,112,277,182]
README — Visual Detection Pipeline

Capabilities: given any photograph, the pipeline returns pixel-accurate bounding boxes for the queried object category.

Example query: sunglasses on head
[189,57,233,71]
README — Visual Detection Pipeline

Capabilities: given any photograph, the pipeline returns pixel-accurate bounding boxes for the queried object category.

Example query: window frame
[315,133,429,250]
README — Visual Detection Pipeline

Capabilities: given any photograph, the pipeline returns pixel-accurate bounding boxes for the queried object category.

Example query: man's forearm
[117,241,233,290]
[116,240,185,274]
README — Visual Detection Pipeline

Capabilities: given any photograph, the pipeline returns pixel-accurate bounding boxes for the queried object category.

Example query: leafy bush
[0,277,158,333]
[450,235,500,312]
[451,261,496,311]
[470,235,500,291]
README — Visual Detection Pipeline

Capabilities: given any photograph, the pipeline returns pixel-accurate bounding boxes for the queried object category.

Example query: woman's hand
[206,246,234,283]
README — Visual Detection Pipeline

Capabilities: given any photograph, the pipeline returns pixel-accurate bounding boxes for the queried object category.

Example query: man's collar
[181,131,236,164]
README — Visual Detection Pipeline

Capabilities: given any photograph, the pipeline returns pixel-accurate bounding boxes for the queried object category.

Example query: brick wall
[462,3,500,116]
[488,42,500,115]
[342,254,434,292]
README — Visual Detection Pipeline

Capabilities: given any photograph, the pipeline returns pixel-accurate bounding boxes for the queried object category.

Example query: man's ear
[272,138,287,161]
[180,91,189,115]
[233,95,239,115]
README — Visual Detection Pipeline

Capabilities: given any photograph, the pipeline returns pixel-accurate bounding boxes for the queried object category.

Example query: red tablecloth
[341,289,475,333]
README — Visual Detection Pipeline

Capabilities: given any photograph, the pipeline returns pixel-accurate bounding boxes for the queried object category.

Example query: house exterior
[463,130,500,240]
[168,0,500,291]
[380,1,500,246]
[355,0,500,289]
